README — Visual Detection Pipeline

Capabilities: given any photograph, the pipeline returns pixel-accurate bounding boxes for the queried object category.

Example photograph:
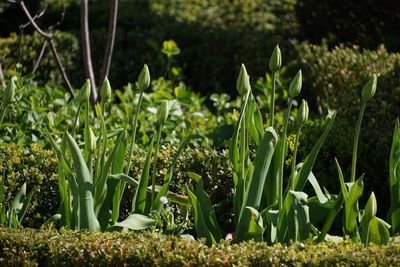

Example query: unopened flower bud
[78,79,91,104]
[361,74,377,102]
[289,70,302,98]
[364,191,377,221]
[2,77,16,106]
[88,127,96,153]
[297,99,309,125]
[156,100,170,124]
[236,64,251,96]
[100,77,112,103]
[138,64,150,91]
[269,45,282,73]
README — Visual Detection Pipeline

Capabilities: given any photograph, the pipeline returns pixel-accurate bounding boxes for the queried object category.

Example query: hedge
[0,143,233,230]
[1,228,400,266]
[294,42,400,216]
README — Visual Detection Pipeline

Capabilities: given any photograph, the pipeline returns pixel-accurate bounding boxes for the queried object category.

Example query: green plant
[187,46,337,245]
[316,76,391,245]
[48,66,191,232]
[388,118,400,236]
[0,178,32,228]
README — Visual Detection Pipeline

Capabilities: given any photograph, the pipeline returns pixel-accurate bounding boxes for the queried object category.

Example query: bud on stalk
[289,70,302,98]
[100,77,112,103]
[78,80,91,104]
[2,77,16,106]
[138,64,150,91]
[236,64,251,96]
[297,99,309,125]
[361,74,377,102]
[156,100,170,124]
[269,44,282,73]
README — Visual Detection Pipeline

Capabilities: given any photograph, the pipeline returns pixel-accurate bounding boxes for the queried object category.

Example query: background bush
[294,42,400,216]
[1,228,400,266]
[0,143,233,231]
[0,0,298,93]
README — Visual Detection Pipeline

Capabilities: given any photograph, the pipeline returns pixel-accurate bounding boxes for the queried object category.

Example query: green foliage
[296,43,400,216]
[0,32,81,87]
[296,0,400,51]
[1,227,400,266]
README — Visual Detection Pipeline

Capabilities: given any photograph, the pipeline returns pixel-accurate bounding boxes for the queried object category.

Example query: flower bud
[2,77,16,106]
[289,70,302,98]
[156,100,170,124]
[361,74,377,102]
[236,64,251,96]
[88,127,96,153]
[100,77,112,103]
[269,44,282,73]
[364,191,377,221]
[297,99,309,125]
[138,64,150,91]
[78,79,91,104]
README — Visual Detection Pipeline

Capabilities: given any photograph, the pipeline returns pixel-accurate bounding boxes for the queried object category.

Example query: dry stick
[32,41,48,74]
[18,0,75,97]
[99,0,119,86]
[81,0,98,103]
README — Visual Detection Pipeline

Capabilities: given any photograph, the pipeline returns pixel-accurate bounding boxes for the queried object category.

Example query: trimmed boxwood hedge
[0,143,233,231]
[1,228,400,266]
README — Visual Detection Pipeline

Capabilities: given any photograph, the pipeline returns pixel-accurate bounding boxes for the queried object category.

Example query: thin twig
[99,0,119,86]
[32,40,48,74]
[17,0,74,97]
[81,0,97,103]
[48,39,73,94]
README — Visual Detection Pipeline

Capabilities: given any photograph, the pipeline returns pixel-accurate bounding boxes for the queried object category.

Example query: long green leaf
[389,118,400,235]
[132,135,155,214]
[113,214,156,230]
[236,127,278,242]
[187,185,220,246]
[344,177,364,241]
[66,132,100,232]
[153,131,192,211]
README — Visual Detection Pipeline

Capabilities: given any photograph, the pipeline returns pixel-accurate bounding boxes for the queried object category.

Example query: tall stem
[151,124,163,209]
[270,72,277,127]
[125,91,144,174]
[291,125,302,189]
[278,99,293,210]
[351,102,366,182]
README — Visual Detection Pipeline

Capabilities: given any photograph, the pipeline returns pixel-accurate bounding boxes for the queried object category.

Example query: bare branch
[80,0,97,103]
[99,0,119,85]
[17,0,75,97]
[19,0,52,39]
[48,39,73,94]
[32,40,48,74]
[48,0,66,32]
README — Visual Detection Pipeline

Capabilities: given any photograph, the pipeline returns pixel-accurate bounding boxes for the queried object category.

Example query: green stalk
[351,101,366,182]
[278,99,293,210]
[291,125,302,189]
[270,72,277,127]
[125,90,145,174]
[150,123,163,209]
[0,105,6,126]
[72,104,83,137]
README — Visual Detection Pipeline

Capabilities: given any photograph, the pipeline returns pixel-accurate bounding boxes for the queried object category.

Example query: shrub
[0,143,233,230]
[294,42,400,216]
[1,227,400,266]
[296,0,400,51]
[0,0,298,93]
[0,31,81,86]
